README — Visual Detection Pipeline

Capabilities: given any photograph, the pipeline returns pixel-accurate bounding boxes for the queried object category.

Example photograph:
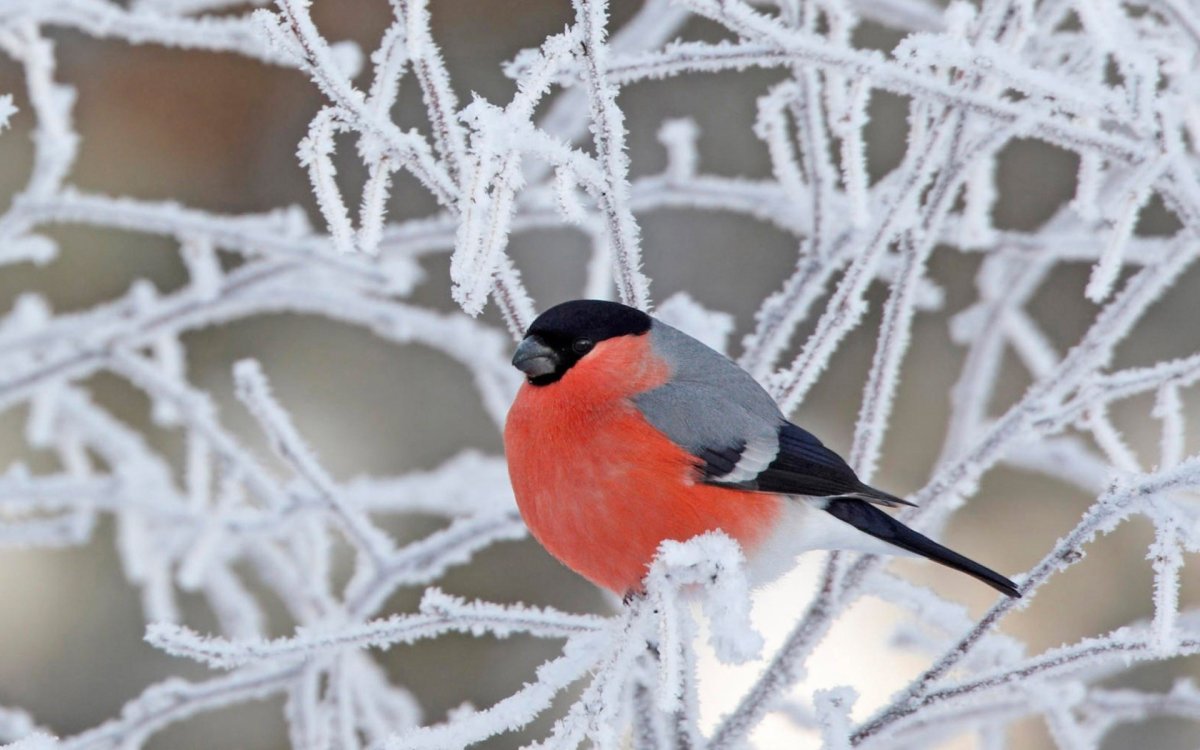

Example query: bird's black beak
[512,336,559,378]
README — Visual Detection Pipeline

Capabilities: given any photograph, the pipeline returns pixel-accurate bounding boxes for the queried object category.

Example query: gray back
[633,321,783,454]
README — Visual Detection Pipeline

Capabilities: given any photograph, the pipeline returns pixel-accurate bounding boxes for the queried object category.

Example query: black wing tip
[769,423,918,507]
[823,498,1021,598]
[859,485,917,508]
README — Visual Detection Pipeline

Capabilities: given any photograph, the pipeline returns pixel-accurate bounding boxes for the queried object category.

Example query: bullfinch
[504,299,1020,599]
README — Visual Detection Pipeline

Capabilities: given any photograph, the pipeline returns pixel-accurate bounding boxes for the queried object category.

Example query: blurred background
[0,1,1196,748]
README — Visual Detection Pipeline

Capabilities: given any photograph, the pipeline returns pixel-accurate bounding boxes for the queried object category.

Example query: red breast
[504,334,782,594]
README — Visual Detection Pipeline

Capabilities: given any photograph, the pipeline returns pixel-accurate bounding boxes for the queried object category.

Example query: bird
[503,299,1020,600]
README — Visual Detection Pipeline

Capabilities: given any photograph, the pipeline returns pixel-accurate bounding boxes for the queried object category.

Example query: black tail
[824,498,1021,598]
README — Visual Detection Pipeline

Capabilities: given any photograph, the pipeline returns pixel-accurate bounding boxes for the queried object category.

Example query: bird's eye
[572,338,594,355]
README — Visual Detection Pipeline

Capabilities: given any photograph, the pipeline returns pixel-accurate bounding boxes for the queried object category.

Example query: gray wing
[634,321,784,481]
[635,321,910,506]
